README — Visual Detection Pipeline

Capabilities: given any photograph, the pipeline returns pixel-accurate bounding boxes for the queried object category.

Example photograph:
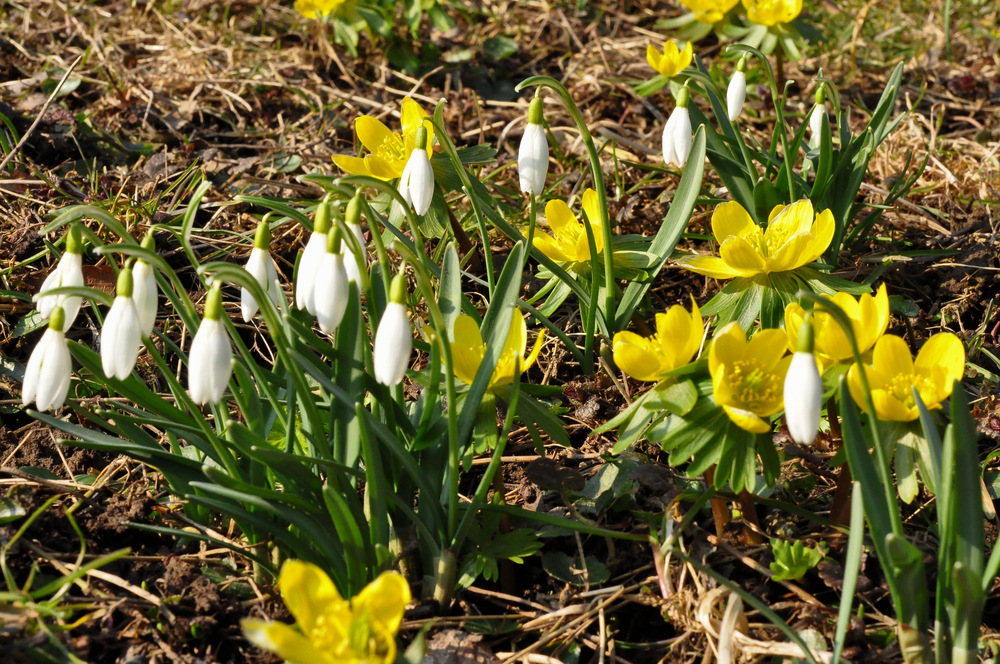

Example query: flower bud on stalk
[518,96,549,196]
[783,319,823,446]
[241,219,282,322]
[727,56,748,122]
[662,86,693,168]
[296,196,332,314]
[132,234,159,336]
[188,284,233,406]
[808,86,827,150]
[373,271,413,387]
[37,224,85,331]
[101,266,142,380]
[314,226,349,335]
[398,125,434,216]
[22,305,72,412]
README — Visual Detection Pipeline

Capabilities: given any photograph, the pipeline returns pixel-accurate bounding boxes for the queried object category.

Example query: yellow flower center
[883,373,931,410]
[375,132,407,163]
[729,360,779,411]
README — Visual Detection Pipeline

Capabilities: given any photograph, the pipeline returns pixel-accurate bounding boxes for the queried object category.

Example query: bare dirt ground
[1,0,999,662]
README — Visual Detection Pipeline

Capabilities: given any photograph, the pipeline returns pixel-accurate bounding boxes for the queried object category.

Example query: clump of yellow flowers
[242,561,410,664]
[295,0,346,19]
[740,0,802,27]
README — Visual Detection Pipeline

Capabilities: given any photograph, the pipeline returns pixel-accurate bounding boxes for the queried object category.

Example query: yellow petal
[872,335,914,377]
[783,302,806,353]
[719,235,767,275]
[646,44,662,72]
[678,41,694,70]
[764,233,813,272]
[871,389,916,422]
[503,311,528,359]
[364,155,404,180]
[581,189,605,254]
[356,115,394,154]
[709,323,745,378]
[613,331,663,382]
[765,199,815,244]
[655,305,698,369]
[767,204,786,223]
[533,232,575,263]
[677,255,745,279]
[723,405,771,433]
[914,333,964,385]
[278,561,343,634]
[807,209,835,260]
[353,571,411,633]
[745,328,788,371]
[523,327,546,373]
[451,315,485,385]
[332,154,372,176]
[242,620,335,664]
[846,363,869,413]
[544,199,580,237]
[711,201,756,243]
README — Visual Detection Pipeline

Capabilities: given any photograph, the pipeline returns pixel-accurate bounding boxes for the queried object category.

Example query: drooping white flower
[783,321,823,446]
[188,285,233,406]
[314,228,349,335]
[296,197,333,314]
[398,125,434,216]
[101,268,142,380]
[518,97,549,196]
[662,87,692,168]
[808,104,827,149]
[341,194,368,285]
[727,58,747,122]
[131,252,158,337]
[241,221,282,322]
[36,224,84,331]
[22,306,72,412]
[374,274,412,386]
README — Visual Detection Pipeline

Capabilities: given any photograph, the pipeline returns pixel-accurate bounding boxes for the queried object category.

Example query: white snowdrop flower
[374,273,412,386]
[784,320,823,446]
[101,268,142,380]
[662,87,692,168]
[241,220,282,322]
[131,236,158,337]
[314,228,349,335]
[296,197,332,314]
[808,105,827,149]
[36,224,84,331]
[398,125,434,216]
[342,194,368,285]
[22,305,72,412]
[188,285,233,406]
[518,96,549,196]
[727,57,747,122]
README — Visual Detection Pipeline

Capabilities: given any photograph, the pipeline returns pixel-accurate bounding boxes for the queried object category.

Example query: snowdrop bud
[37,224,84,330]
[342,194,367,284]
[727,57,747,122]
[241,220,282,322]
[22,306,72,411]
[399,125,434,216]
[314,227,349,335]
[188,285,233,406]
[518,96,549,196]
[374,271,412,386]
[296,196,332,313]
[808,85,827,149]
[784,320,823,446]
[101,267,142,380]
[662,87,693,168]
[132,234,158,337]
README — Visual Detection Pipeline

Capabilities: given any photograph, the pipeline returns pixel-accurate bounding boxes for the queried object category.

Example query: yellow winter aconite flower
[847,333,965,422]
[679,0,740,23]
[333,98,434,181]
[242,561,410,664]
[533,189,604,266]
[613,300,703,382]
[741,0,802,26]
[646,40,694,78]
[295,0,346,18]
[678,199,834,279]
[783,285,890,369]
[451,312,545,392]
[709,324,791,433]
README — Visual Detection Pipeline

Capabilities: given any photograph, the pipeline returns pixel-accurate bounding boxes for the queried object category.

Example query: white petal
[808,106,827,149]
[21,331,51,406]
[662,110,680,166]
[37,253,83,330]
[188,318,232,405]
[314,253,349,334]
[296,232,326,313]
[783,352,823,446]
[405,149,435,216]
[727,71,747,122]
[374,302,412,386]
[672,108,693,167]
[341,222,367,285]
[35,330,71,411]
[101,296,141,379]
[397,156,415,208]
[518,123,549,195]
[241,248,269,321]
[132,261,158,336]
